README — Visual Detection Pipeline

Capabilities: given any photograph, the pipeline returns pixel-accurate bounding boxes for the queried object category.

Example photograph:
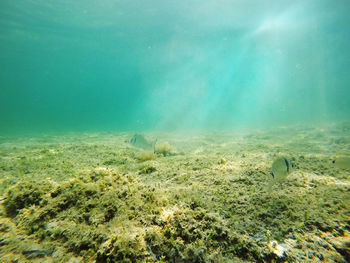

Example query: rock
[267,240,289,258]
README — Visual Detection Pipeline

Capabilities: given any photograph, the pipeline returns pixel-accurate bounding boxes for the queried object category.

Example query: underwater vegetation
[155,142,177,157]
[0,124,350,262]
[138,151,156,162]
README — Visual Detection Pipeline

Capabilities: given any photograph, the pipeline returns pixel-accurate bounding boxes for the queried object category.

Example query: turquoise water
[1,0,349,134]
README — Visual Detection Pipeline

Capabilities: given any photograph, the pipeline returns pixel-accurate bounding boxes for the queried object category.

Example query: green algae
[0,124,349,262]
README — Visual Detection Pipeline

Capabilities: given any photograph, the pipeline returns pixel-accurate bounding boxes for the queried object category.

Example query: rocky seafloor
[0,123,349,262]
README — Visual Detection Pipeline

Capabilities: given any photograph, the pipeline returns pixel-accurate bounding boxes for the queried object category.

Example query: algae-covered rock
[1,169,168,262]
[4,181,52,217]
[144,208,263,262]
[0,127,349,262]
[96,235,149,263]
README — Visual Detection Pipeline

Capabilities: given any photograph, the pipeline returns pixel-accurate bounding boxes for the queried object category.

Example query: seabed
[0,123,349,262]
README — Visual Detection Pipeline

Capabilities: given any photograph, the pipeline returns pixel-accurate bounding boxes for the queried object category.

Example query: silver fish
[332,156,350,169]
[130,134,157,152]
[270,157,294,182]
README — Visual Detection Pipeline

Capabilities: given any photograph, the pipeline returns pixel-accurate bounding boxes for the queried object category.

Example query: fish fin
[130,134,138,145]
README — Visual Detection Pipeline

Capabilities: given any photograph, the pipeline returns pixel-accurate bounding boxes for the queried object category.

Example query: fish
[332,156,350,169]
[266,157,294,191]
[129,134,157,152]
[270,157,294,182]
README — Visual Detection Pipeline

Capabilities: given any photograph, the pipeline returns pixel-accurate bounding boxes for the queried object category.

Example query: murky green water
[1,0,350,134]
